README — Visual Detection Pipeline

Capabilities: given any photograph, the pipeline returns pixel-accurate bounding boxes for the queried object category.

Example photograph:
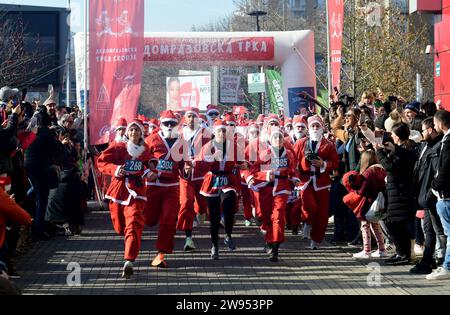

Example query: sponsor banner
[89,0,145,145]
[220,75,241,103]
[74,32,89,111]
[166,75,211,111]
[144,37,275,62]
[328,0,344,91]
[287,87,315,117]
[248,73,266,94]
[265,70,284,115]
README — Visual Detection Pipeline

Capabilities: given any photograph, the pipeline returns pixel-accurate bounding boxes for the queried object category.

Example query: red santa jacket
[97,141,152,205]
[181,126,211,181]
[145,131,190,187]
[195,139,243,197]
[294,137,339,191]
[0,188,32,248]
[245,145,298,196]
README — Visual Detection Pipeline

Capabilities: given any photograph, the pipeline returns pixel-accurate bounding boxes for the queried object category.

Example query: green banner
[265,70,284,114]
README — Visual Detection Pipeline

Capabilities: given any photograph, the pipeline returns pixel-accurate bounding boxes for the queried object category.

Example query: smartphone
[388,96,397,102]
[382,132,392,144]
[374,130,384,138]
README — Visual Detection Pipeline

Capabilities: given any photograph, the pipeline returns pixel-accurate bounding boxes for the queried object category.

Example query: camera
[305,152,320,163]
[388,95,397,102]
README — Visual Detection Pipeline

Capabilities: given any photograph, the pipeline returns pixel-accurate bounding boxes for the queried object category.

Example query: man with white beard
[294,115,339,249]
[113,117,128,143]
[144,110,191,268]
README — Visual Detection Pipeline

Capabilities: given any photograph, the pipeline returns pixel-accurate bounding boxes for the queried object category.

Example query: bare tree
[0,11,53,88]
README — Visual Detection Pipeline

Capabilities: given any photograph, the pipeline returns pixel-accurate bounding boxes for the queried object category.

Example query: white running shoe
[353,250,371,259]
[426,267,450,280]
[184,237,196,251]
[302,224,311,240]
[414,244,424,257]
[244,219,252,227]
[310,240,319,250]
[370,249,389,258]
[121,261,134,279]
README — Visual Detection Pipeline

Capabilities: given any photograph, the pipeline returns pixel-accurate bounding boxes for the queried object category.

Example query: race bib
[157,160,174,172]
[271,157,288,170]
[124,160,143,173]
[213,176,229,189]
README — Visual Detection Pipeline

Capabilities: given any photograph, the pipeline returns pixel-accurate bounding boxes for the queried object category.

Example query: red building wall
[435,0,450,110]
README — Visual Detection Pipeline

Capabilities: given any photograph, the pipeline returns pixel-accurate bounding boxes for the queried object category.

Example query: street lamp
[247,10,267,114]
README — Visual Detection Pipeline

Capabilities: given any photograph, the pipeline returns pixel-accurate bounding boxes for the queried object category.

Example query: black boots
[269,243,280,262]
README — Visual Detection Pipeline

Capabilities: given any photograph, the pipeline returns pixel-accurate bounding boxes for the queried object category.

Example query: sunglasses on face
[208,112,219,117]
[162,121,177,128]
[269,122,279,126]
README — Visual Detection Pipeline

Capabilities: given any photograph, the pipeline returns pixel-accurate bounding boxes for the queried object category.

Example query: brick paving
[13,208,450,295]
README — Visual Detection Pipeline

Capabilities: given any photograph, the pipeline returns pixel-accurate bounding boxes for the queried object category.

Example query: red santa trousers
[144,186,180,254]
[109,199,145,261]
[300,186,330,243]
[240,184,254,220]
[257,185,289,244]
[177,178,207,231]
[286,199,302,227]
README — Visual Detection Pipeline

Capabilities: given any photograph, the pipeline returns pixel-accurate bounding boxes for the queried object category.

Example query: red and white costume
[294,116,339,244]
[144,111,190,254]
[177,107,211,232]
[97,120,152,261]
[244,128,299,244]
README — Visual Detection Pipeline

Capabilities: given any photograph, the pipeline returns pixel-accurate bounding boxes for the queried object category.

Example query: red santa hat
[137,114,148,124]
[114,117,128,131]
[248,122,259,132]
[256,114,265,125]
[206,104,220,116]
[147,118,159,128]
[160,110,179,124]
[307,115,324,129]
[224,112,237,126]
[185,106,199,117]
[293,115,307,128]
[269,127,284,144]
[212,119,227,133]
[285,118,293,127]
[125,118,145,137]
[266,114,280,126]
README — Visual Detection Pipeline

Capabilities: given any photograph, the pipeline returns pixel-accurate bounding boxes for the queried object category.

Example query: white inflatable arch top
[143,31,316,117]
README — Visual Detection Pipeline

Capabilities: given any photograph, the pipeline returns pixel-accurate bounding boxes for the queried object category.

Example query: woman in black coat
[376,122,419,265]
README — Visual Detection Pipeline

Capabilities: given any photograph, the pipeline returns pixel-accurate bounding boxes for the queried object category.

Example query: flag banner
[265,69,284,114]
[328,0,344,91]
[89,0,145,144]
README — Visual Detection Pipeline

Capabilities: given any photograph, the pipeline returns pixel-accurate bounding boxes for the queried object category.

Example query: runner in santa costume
[144,110,191,268]
[97,119,152,279]
[146,118,160,135]
[284,118,293,135]
[195,119,244,260]
[177,107,211,251]
[206,104,220,128]
[241,122,259,226]
[113,117,128,143]
[138,115,151,137]
[284,115,308,235]
[245,128,299,261]
[294,115,339,249]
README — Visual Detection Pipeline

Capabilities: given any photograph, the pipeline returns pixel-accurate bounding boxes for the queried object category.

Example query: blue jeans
[436,200,450,270]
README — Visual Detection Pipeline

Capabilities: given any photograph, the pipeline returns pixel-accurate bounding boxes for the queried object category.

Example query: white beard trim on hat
[127,140,146,159]
[309,128,324,142]
[161,125,178,139]
[115,133,128,143]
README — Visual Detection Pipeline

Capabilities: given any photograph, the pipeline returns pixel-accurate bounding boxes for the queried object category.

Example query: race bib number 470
[213,176,229,189]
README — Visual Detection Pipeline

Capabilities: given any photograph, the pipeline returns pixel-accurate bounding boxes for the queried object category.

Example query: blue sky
[0,0,237,32]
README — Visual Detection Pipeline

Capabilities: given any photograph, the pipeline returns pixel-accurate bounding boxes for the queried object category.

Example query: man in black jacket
[410,118,446,274]
[427,110,450,280]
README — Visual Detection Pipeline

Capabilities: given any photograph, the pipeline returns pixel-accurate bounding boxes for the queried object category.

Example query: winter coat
[0,113,19,174]
[413,135,443,209]
[431,130,450,199]
[377,141,419,222]
[24,127,59,171]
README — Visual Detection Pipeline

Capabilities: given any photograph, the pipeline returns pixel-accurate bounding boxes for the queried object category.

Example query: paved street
[14,207,450,295]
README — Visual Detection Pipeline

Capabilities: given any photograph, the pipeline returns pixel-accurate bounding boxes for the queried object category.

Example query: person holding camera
[376,122,419,265]
[294,115,339,249]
